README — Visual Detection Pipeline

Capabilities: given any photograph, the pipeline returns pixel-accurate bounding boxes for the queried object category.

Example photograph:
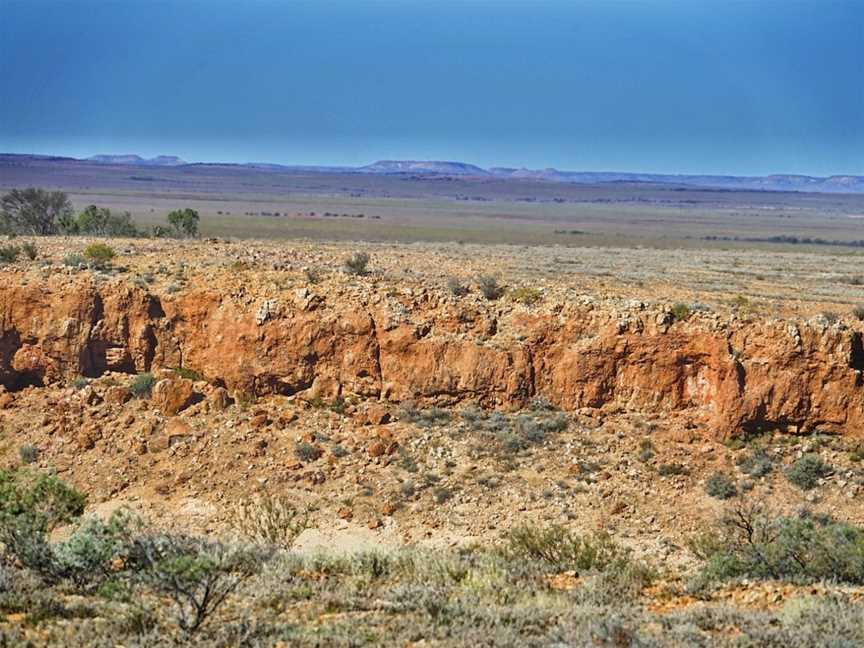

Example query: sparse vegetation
[59,205,142,237]
[18,444,38,464]
[670,302,691,321]
[0,188,73,235]
[228,492,308,548]
[21,241,37,260]
[787,453,833,490]
[446,276,469,297]
[510,286,542,305]
[129,372,155,397]
[704,472,737,499]
[691,503,864,586]
[294,442,322,463]
[477,275,504,300]
[737,449,773,477]
[63,252,86,268]
[82,242,116,269]
[0,245,20,264]
[344,251,370,275]
[165,208,200,238]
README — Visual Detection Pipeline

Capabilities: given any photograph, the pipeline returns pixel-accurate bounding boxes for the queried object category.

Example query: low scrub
[129,372,156,397]
[82,243,116,269]
[787,453,832,490]
[691,503,864,585]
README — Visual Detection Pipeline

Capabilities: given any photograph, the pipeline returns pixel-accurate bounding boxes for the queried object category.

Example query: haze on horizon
[1,0,862,177]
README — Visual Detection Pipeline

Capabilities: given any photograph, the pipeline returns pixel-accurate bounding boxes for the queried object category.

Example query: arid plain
[1,158,864,645]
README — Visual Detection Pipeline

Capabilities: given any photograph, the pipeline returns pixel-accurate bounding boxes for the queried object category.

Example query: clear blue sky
[1,0,862,175]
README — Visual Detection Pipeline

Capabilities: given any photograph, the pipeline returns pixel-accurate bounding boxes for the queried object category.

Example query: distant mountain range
[3,153,863,194]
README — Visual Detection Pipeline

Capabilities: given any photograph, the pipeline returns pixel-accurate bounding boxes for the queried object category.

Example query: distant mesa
[0,152,861,193]
[360,160,490,176]
[87,154,187,166]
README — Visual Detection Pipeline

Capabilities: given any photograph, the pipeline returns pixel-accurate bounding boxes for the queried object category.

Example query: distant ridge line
[1,152,862,194]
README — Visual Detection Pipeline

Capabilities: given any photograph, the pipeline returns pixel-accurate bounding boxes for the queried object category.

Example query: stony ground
[2,236,864,645]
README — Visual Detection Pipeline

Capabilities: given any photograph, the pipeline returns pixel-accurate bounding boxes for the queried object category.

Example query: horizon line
[2,150,862,181]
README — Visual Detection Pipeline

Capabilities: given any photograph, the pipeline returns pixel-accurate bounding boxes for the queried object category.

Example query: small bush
[852,305,864,321]
[228,492,308,548]
[787,454,832,490]
[18,445,38,465]
[402,406,451,428]
[670,303,691,321]
[134,534,266,633]
[129,372,155,398]
[0,245,19,264]
[511,287,542,306]
[658,462,689,476]
[477,275,504,300]
[294,442,322,463]
[502,524,653,584]
[737,449,773,478]
[82,243,115,269]
[0,469,86,529]
[636,438,654,463]
[446,277,469,297]
[166,208,200,238]
[71,376,89,390]
[691,504,864,585]
[344,251,370,276]
[63,253,85,268]
[820,311,839,325]
[21,242,37,260]
[705,472,737,499]
[172,366,203,382]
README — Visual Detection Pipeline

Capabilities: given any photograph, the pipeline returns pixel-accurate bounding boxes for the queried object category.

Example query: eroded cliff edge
[2,274,862,438]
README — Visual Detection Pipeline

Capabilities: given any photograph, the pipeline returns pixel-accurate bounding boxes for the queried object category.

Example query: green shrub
[344,251,370,276]
[0,469,86,529]
[72,205,141,237]
[737,449,773,478]
[402,406,451,428]
[670,302,691,321]
[166,208,200,238]
[18,444,38,465]
[294,442,322,463]
[705,472,737,499]
[787,454,832,490]
[134,534,266,633]
[82,243,115,269]
[48,511,140,591]
[502,524,652,584]
[511,287,542,306]
[172,366,203,381]
[477,275,504,300]
[1,188,72,235]
[21,241,37,260]
[129,372,155,398]
[853,305,864,322]
[0,245,20,264]
[691,504,864,585]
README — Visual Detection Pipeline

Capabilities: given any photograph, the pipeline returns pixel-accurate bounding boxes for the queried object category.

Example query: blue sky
[1,0,862,175]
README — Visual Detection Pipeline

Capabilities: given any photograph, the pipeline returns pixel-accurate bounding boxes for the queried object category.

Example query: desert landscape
[0,165,863,644]
[2,0,863,643]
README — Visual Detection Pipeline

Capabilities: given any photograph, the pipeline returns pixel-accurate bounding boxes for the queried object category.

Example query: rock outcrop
[1,274,862,438]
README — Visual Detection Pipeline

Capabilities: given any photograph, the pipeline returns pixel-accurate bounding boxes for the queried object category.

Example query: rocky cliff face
[2,275,862,438]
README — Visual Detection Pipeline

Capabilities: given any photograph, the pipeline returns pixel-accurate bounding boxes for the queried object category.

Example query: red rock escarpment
[1,276,862,438]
